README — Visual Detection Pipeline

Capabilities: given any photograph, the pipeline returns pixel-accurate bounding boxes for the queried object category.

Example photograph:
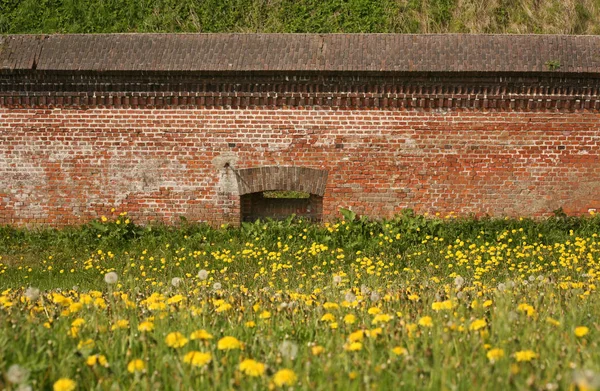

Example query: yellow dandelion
[311,345,325,356]
[218,336,242,350]
[431,300,453,311]
[259,310,271,319]
[183,351,212,367]
[486,348,504,362]
[165,332,189,348]
[348,330,365,343]
[53,378,76,391]
[343,314,356,324]
[514,350,538,362]
[273,369,297,387]
[190,329,214,340]
[320,313,335,322]
[138,321,154,332]
[372,314,392,325]
[111,319,129,331]
[418,316,433,328]
[127,359,146,373]
[392,346,408,355]
[469,319,487,331]
[575,326,589,337]
[344,342,363,351]
[239,359,265,377]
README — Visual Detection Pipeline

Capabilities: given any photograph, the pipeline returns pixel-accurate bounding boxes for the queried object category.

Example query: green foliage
[1,0,600,34]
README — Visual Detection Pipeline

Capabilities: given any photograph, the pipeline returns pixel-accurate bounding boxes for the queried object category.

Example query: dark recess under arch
[235,166,328,222]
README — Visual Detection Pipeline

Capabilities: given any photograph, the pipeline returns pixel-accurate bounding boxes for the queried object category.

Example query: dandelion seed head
[171,277,182,287]
[6,364,29,384]
[104,272,118,285]
[197,269,208,280]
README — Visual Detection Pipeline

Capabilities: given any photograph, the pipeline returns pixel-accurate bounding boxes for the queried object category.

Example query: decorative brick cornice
[2,72,600,110]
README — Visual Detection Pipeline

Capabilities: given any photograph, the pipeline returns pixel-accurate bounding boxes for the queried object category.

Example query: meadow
[0,209,599,390]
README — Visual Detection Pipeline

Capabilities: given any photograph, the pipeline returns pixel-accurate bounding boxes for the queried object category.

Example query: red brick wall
[1,107,599,226]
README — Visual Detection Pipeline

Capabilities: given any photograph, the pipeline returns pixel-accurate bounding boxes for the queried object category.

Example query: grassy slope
[1,0,599,34]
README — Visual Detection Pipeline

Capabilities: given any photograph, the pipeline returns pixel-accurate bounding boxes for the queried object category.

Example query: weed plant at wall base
[0,210,599,389]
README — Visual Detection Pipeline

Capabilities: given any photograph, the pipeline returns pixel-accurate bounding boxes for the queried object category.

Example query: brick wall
[1,107,599,226]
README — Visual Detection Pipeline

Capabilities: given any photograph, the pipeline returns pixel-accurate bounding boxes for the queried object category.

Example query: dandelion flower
[575,326,589,337]
[372,314,392,325]
[469,319,487,331]
[183,351,212,367]
[138,321,154,332]
[344,342,363,351]
[344,314,356,324]
[53,378,76,391]
[197,269,209,280]
[213,282,222,291]
[239,359,265,377]
[320,313,335,322]
[431,300,453,311]
[392,346,408,356]
[127,359,146,374]
[273,369,297,387]
[86,354,108,367]
[311,345,325,356]
[333,275,342,284]
[487,348,504,362]
[259,310,271,319]
[218,336,242,350]
[190,329,213,340]
[418,316,433,328]
[514,350,538,362]
[165,332,189,348]
[104,272,118,285]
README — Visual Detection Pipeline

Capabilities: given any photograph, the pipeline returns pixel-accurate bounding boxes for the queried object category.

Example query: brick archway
[235,166,328,222]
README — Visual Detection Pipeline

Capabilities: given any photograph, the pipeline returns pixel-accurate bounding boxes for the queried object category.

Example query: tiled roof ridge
[1,33,599,73]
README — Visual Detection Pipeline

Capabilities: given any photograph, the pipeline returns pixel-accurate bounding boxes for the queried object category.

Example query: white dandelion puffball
[279,341,298,360]
[332,275,342,284]
[104,272,118,285]
[6,364,29,384]
[344,292,357,303]
[171,277,182,287]
[370,291,381,302]
[24,287,40,301]
[197,269,209,280]
[454,276,465,287]
[213,282,222,290]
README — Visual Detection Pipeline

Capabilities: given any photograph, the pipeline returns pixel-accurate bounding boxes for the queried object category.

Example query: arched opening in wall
[241,191,323,222]
[235,166,328,223]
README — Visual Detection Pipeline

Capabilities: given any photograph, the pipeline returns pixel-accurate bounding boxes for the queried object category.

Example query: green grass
[0,211,599,389]
[1,0,600,34]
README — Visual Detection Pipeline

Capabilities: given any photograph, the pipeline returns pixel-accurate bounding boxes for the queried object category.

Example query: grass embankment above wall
[0,211,599,390]
[1,0,600,35]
